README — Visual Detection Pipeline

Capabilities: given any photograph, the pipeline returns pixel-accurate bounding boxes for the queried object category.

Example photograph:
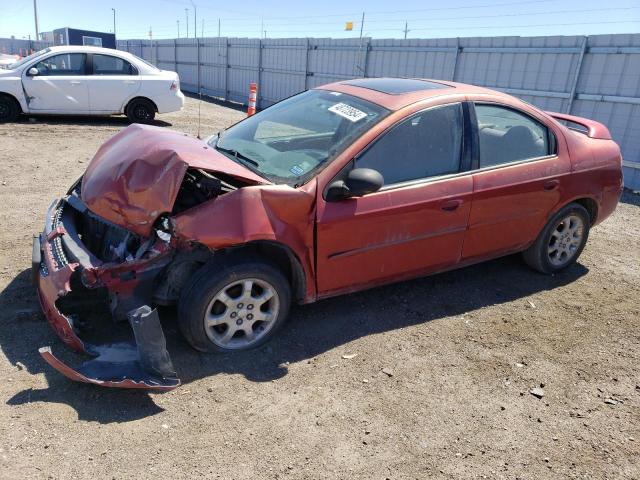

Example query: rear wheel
[523,203,590,274]
[126,98,156,124]
[178,258,291,353]
[0,95,19,123]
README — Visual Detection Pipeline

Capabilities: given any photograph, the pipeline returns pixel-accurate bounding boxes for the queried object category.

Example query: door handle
[440,199,463,212]
[123,80,136,84]
[543,179,560,191]
[69,81,82,85]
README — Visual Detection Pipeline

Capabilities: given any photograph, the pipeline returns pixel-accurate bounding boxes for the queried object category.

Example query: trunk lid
[81,124,269,237]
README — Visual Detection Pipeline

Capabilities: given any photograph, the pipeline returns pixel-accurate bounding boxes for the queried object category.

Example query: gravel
[0,96,639,479]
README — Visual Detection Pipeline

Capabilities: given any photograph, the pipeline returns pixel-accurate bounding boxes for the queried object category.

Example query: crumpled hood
[81,124,269,237]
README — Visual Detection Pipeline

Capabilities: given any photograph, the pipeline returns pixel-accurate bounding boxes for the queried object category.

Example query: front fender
[172,184,317,300]
[0,77,28,111]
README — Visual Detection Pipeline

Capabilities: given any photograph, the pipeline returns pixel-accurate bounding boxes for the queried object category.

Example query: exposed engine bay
[33,123,313,391]
[172,168,238,214]
[34,167,249,390]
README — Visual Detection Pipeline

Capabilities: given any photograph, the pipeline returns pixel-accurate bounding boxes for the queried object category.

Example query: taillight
[170,80,178,91]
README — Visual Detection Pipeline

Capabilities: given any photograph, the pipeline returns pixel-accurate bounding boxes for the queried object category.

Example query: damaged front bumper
[33,197,180,390]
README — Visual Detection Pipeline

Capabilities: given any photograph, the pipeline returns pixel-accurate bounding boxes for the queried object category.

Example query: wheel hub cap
[203,278,279,349]
[547,214,584,267]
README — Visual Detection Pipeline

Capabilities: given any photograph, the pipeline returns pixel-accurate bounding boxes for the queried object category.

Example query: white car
[0,46,184,123]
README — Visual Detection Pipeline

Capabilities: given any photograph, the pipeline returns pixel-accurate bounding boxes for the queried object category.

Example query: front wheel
[523,203,590,274]
[0,95,19,123]
[178,259,291,352]
[126,98,156,124]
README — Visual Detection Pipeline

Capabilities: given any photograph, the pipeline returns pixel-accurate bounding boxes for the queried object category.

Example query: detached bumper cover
[34,198,180,390]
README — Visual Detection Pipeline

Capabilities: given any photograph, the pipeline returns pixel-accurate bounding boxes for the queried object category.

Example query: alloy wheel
[0,102,10,120]
[203,278,280,349]
[134,105,152,121]
[547,214,585,267]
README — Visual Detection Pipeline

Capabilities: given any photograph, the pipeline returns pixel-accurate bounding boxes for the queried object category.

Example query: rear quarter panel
[555,127,623,225]
[121,74,176,112]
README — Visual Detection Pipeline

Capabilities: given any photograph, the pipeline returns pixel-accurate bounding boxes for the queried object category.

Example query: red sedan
[34,78,623,389]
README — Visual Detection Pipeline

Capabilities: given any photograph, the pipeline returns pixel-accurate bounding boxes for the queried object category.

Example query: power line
[240,0,560,20]
[199,19,638,35]
[193,4,640,27]
[115,3,639,34]
[152,0,562,23]
[406,19,640,32]
[114,1,639,39]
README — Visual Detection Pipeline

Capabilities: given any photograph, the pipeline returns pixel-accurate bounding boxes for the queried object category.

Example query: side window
[33,53,86,76]
[92,54,136,75]
[357,103,463,186]
[475,104,551,168]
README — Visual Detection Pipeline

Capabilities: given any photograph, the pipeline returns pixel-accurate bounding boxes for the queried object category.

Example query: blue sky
[1,0,639,40]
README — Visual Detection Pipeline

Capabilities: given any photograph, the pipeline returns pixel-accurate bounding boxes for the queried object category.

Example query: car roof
[316,77,512,110]
[46,45,137,59]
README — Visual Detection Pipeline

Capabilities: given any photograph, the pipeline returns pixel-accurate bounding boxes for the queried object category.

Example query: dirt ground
[0,96,639,480]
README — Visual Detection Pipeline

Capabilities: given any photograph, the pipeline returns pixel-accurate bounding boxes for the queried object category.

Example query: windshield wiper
[214,145,260,167]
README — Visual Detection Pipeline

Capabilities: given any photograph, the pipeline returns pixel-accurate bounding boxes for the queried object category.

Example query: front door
[22,53,89,112]
[462,103,571,260]
[316,102,473,297]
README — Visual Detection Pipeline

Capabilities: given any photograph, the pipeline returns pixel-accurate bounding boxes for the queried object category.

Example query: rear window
[93,54,137,75]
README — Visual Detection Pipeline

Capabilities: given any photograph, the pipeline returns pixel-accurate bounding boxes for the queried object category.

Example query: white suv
[0,46,184,123]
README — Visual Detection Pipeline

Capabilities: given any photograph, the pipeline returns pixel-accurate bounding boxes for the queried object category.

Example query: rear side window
[33,53,86,76]
[475,104,551,168]
[357,103,464,185]
[92,54,137,75]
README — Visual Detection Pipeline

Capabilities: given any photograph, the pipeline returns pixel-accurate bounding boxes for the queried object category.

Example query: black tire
[523,203,590,274]
[0,95,20,123]
[178,257,291,353]
[125,98,156,124]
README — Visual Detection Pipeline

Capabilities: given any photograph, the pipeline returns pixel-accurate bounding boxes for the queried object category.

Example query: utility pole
[191,0,197,38]
[33,0,39,40]
[177,20,180,38]
[403,21,409,39]
[149,27,153,66]
[217,18,221,37]
[111,8,116,36]
[201,19,204,38]
[185,9,189,38]
[359,12,365,39]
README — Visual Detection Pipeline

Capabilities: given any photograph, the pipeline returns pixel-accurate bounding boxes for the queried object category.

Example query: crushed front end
[34,186,180,390]
[32,123,281,389]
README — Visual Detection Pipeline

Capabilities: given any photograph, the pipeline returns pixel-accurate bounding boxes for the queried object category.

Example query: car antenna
[197,88,202,139]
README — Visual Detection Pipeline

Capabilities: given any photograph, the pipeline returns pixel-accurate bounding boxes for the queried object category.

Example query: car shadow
[12,114,172,128]
[183,91,247,113]
[2,256,588,423]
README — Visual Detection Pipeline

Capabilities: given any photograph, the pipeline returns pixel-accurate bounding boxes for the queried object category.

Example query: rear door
[86,54,141,113]
[316,102,473,296]
[22,52,89,112]
[462,103,570,260]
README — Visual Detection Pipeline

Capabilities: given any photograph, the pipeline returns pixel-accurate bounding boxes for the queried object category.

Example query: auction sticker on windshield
[328,103,367,122]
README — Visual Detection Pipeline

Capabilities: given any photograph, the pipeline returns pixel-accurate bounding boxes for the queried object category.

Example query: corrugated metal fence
[1,34,638,188]
[0,38,52,56]
[118,34,640,189]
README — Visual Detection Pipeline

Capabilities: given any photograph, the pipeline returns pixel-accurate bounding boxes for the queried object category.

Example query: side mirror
[326,167,384,201]
[27,67,39,76]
